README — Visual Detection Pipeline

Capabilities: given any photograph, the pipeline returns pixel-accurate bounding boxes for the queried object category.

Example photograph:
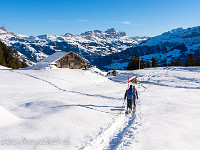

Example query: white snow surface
[0,106,22,127]
[0,66,199,150]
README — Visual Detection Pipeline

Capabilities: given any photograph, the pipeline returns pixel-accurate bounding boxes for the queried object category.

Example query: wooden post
[150,61,152,68]
[111,52,113,70]
[139,58,140,69]
[128,77,129,88]
[167,59,168,75]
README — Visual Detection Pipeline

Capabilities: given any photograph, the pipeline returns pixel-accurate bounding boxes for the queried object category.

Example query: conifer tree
[21,58,28,68]
[145,60,150,68]
[175,57,182,66]
[163,59,166,67]
[140,58,147,69]
[151,57,159,67]
[169,59,174,66]
[127,55,134,70]
[169,57,182,66]
[13,51,21,69]
[185,53,195,66]
[195,54,200,66]
[0,41,21,69]
[127,54,140,70]
[0,47,6,66]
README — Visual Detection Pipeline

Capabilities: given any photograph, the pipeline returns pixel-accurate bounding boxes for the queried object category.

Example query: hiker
[124,85,135,113]
[132,85,138,107]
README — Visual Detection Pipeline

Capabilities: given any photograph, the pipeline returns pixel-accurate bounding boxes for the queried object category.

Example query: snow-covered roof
[43,51,68,64]
[129,76,137,81]
[29,51,69,69]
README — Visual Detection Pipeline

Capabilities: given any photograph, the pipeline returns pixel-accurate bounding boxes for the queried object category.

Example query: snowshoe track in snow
[10,70,122,100]
[10,70,144,150]
[80,83,144,150]
[80,110,137,150]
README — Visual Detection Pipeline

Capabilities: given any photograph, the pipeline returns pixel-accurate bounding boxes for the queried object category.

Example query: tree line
[0,41,27,69]
[127,53,200,70]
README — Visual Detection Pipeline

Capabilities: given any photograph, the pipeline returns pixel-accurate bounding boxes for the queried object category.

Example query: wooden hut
[54,51,89,69]
[129,76,137,84]
[32,51,89,69]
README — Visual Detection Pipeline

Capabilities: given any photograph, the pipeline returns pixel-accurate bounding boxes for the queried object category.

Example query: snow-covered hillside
[0,66,199,150]
[94,26,200,70]
[139,26,200,60]
[142,27,200,48]
[0,26,147,65]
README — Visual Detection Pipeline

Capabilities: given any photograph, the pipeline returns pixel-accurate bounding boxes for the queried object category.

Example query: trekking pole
[120,98,125,114]
[122,99,126,108]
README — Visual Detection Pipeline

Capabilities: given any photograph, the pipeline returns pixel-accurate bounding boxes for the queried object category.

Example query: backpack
[133,88,137,95]
[127,88,135,99]
[133,88,138,99]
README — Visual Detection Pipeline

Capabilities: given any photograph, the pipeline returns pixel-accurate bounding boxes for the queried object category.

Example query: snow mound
[88,67,107,76]
[0,106,22,127]
[0,65,8,69]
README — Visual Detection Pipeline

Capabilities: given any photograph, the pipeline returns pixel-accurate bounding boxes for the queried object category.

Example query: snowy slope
[141,27,200,48]
[0,66,199,150]
[112,67,200,150]
[138,26,200,62]
[0,67,127,150]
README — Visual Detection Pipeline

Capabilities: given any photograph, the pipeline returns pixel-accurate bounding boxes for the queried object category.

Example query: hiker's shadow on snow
[110,109,124,111]
[110,106,124,111]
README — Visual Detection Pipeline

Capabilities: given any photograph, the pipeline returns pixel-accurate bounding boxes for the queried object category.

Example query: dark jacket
[124,88,138,99]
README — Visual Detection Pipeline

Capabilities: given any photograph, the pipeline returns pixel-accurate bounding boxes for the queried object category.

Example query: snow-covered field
[0,66,199,150]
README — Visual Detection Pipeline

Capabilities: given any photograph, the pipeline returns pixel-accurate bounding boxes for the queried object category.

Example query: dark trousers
[133,96,136,107]
[127,98,133,108]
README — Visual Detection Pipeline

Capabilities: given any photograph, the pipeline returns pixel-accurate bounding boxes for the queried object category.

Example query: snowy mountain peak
[0,26,8,34]
[93,30,102,34]
[80,28,127,38]
[64,33,73,37]
[105,28,117,34]
[0,26,7,32]
[169,27,183,33]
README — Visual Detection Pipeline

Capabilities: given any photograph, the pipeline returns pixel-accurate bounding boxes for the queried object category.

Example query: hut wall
[55,52,88,69]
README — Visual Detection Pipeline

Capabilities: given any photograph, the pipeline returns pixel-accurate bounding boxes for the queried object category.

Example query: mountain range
[0,26,147,66]
[93,26,200,70]
[0,26,200,70]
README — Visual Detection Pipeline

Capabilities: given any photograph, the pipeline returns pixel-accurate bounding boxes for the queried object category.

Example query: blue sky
[0,0,200,37]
